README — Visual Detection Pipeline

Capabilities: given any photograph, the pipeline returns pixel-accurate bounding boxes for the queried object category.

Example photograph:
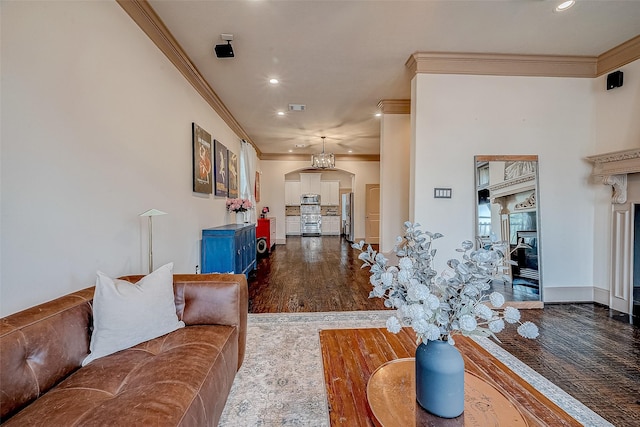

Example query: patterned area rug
[218,311,612,427]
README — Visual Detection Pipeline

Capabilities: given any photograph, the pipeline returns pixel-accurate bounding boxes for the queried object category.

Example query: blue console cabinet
[201,224,256,277]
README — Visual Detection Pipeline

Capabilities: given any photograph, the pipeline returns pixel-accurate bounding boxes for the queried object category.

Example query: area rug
[218,311,612,427]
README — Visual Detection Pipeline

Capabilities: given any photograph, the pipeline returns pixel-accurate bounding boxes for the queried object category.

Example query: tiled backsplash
[322,206,339,216]
[285,206,300,216]
[284,206,340,216]
[285,206,339,216]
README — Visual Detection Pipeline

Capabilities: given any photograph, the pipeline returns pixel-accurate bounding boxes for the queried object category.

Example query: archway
[284,168,355,239]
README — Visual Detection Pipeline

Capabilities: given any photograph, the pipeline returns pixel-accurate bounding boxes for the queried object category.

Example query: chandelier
[311,136,335,169]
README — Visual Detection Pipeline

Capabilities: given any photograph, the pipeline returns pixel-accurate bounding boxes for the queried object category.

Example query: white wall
[1,1,242,315]
[260,160,380,242]
[594,60,640,153]
[411,73,596,302]
[380,113,410,252]
[591,59,640,301]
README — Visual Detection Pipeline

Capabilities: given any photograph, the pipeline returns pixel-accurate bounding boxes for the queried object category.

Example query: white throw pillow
[82,262,185,366]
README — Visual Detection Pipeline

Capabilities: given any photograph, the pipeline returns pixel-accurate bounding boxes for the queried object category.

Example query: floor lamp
[139,208,167,274]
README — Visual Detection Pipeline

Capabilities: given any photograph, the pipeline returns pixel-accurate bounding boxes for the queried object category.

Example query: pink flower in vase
[226,198,253,213]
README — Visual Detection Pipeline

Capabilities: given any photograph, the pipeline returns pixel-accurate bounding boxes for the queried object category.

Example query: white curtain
[239,140,257,223]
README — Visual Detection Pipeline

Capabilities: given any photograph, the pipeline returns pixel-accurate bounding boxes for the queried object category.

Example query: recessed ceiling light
[277,111,285,116]
[269,78,279,85]
[555,0,575,12]
[375,112,382,117]
[348,150,353,153]
[288,149,293,153]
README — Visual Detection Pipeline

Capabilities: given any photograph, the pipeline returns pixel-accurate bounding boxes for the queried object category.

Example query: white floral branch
[353,221,539,346]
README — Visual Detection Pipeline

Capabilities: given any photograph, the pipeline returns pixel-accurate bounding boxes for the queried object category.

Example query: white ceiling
[148,0,640,157]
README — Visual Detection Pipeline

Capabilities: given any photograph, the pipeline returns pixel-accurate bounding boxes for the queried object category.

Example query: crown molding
[406,52,597,78]
[260,153,380,162]
[586,148,640,177]
[407,35,640,79]
[116,0,261,157]
[596,35,640,76]
[377,99,411,115]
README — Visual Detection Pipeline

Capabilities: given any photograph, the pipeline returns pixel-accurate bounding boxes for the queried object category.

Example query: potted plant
[226,198,253,223]
[354,221,538,418]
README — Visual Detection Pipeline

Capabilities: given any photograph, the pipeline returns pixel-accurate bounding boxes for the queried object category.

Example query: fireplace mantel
[586,148,640,204]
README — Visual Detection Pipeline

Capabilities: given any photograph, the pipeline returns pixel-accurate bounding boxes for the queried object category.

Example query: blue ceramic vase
[415,340,465,418]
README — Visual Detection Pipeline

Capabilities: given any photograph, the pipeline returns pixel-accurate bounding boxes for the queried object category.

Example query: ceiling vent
[288,104,306,112]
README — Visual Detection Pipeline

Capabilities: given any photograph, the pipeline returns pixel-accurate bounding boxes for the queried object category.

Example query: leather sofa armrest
[118,273,248,370]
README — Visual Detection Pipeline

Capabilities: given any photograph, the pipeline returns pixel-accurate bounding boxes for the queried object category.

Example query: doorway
[365,184,380,244]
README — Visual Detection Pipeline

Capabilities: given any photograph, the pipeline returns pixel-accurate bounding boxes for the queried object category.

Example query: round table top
[366,358,529,427]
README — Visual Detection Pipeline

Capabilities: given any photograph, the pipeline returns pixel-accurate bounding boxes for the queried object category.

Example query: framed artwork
[255,171,261,203]
[192,123,212,194]
[228,150,239,198]
[214,140,228,197]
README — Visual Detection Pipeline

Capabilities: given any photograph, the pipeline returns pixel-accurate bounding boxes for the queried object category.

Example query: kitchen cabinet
[321,216,340,235]
[285,181,301,206]
[300,173,321,195]
[201,224,256,277]
[320,181,340,206]
[285,216,301,235]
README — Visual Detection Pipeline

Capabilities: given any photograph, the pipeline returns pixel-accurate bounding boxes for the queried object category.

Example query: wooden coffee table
[319,328,581,427]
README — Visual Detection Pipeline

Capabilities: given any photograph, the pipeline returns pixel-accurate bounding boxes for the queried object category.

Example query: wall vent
[288,104,306,111]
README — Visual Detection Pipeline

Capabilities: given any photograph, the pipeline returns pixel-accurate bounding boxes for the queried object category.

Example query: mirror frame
[474,155,543,309]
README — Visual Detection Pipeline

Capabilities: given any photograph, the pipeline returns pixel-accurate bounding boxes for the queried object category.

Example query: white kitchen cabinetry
[285,216,301,235]
[320,181,340,206]
[321,216,340,235]
[300,173,321,195]
[285,181,301,206]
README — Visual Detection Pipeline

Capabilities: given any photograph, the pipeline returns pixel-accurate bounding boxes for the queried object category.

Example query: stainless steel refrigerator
[342,193,354,242]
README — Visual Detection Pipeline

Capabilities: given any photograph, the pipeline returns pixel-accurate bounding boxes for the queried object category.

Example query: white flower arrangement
[353,222,539,345]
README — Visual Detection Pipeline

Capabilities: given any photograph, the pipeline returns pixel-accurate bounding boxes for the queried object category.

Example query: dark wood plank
[249,237,388,313]
[320,329,374,426]
[495,304,640,426]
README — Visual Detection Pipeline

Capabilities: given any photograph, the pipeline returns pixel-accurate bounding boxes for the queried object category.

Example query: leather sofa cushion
[0,289,94,420]
[3,325,239,427]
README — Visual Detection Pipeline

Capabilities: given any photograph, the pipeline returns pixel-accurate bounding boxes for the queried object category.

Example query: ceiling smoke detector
[214,34,234,58]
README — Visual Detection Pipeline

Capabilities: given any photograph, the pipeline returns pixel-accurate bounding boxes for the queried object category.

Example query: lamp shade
[139,209,168,217]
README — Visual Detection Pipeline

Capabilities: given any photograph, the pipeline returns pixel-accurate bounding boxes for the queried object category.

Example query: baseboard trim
[542,286,596,303]
[593,287,610,306]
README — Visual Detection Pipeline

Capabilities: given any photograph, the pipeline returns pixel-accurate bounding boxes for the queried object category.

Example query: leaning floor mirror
[474,155,543,309]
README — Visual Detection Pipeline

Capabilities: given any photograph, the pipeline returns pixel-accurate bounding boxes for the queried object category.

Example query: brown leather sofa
[0,274,247,426]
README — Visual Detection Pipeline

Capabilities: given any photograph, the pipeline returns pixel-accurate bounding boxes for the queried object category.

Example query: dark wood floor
[249,236,387,312]
[249,236,640,426]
